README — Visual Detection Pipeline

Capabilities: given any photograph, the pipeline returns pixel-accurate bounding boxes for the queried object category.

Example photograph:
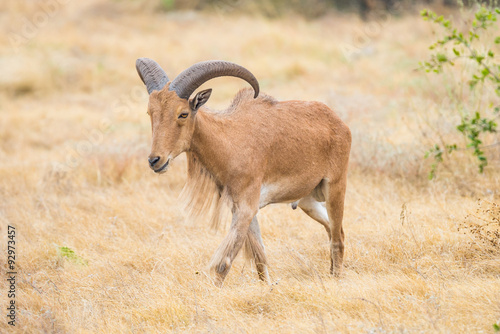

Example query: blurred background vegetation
[144,0,498,18]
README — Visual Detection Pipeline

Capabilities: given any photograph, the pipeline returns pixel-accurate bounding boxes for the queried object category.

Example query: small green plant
[420,5,500,179]
[58,246,88,266]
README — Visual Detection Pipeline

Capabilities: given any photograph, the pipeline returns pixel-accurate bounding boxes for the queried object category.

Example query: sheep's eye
[178,112,189,119]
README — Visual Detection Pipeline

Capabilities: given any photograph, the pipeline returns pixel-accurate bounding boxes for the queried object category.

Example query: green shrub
[420,5,500,178]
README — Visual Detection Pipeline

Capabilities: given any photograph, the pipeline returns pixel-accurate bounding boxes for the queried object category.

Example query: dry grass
[1,1,499,333]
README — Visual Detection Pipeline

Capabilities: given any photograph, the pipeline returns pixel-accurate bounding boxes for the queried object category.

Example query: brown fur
[179,153,231,230]
[225,89,278,114]
[144,81,351,287]
[243,217,269,281]
[179,90,278,228]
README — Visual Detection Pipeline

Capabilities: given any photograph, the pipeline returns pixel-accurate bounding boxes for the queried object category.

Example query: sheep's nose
[148,156,160,168]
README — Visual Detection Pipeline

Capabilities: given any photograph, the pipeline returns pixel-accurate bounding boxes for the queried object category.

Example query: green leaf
[58,246,88,266]
[446,144,458,153]
[495,36,500,44]
[436,53,448,62]
[493,323,500,332]
[488,50,494,57]
[453,48,460,56]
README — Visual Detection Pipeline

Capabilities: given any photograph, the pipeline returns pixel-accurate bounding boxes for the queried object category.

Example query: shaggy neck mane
[179,109,232,230]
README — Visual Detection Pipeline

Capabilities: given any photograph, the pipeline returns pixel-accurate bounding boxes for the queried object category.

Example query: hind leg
[244,216,270,283]
[297,195,331,239]
[324,178,347,277]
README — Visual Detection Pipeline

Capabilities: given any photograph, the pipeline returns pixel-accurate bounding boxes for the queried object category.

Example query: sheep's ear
[189,89,212,113]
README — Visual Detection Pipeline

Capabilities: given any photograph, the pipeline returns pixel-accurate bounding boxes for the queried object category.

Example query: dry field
[1,1,499,333]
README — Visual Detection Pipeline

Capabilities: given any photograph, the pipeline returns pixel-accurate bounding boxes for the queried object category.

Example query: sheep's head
[136,58,259,174]
[145,85,211,173]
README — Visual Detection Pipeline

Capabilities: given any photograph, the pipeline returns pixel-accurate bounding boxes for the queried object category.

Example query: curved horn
[169,60,259,100]
[136,58,169,94]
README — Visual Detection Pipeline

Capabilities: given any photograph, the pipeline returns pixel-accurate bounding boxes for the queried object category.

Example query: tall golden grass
[0,1,499,332]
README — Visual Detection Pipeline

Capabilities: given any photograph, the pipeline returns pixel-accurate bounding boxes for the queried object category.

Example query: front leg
[244,216,270,283]
[208,195,258,287]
